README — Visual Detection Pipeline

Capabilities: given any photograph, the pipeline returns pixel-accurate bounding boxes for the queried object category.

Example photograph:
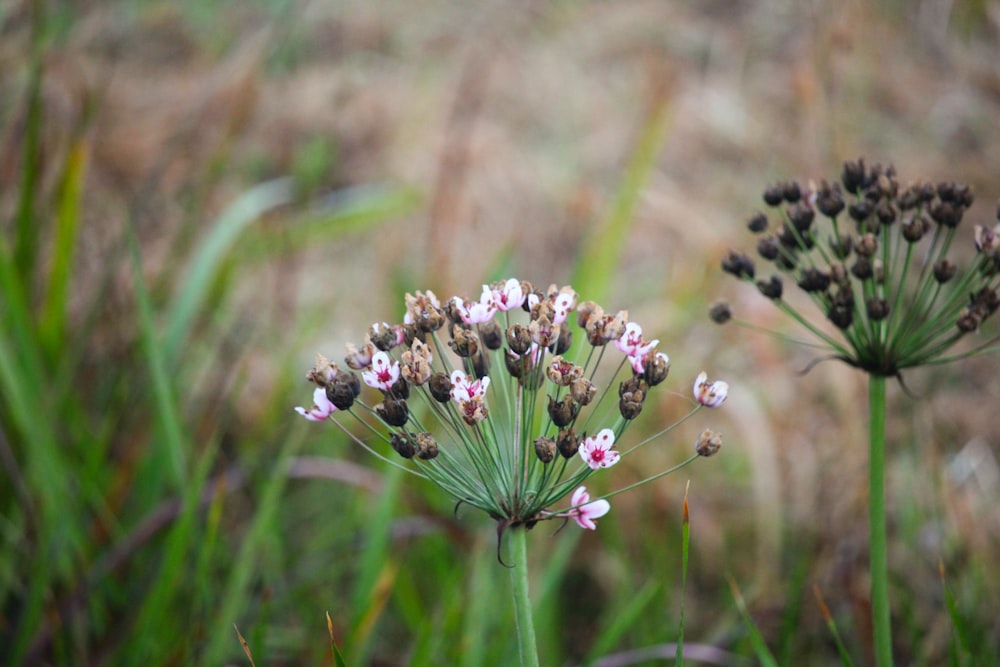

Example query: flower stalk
[508,526,539,667]
[715,158,1000,666]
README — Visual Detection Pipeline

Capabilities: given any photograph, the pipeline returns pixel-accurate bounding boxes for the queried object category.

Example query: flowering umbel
[297,280,726,533]
[716,158,1000,376]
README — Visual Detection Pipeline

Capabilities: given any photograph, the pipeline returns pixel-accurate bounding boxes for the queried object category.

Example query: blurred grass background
[2,0,1000,664]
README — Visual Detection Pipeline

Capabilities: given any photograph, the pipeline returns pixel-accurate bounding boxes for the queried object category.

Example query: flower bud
[721,251,756,279]
[695,429,722,457]
[376,398,409,427]
[326,372,361,410]
[506,323,533,354]
[570,377,597,405]
[368,322,399,351]
[449,325,480,357]
[709,302,732,324]
[757,276,783,300]
[415,432,439,460]
[642,352,670,387]
[546,356,582,386]
[747,211,769,233]
[866,297,890,321]
[428,372,453,402]
[548,395,580,428]
[389,433,416,459]
[533,436,556,463]
[619,376,647,419]
[479,320,504,350]
[306,354,340,386]
[557,428,580,458]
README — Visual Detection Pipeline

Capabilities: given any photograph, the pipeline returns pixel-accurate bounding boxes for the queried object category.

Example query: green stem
[508,526,540,667]
[869,374,892,666]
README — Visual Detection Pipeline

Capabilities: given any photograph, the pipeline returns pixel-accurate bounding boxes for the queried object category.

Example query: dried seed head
[851,256,874,280]
[763,183,784,206]
[557,428,581,458]
[866,297,890,321]
[528,315,559,348]
[326,372,361,410]
[815,180,845,217]
[506,323,533,354]
[415,432,439,460]
[933,259,957,283]
[618,376,647,420]
[369,322,400,351]
[548,394,580,428]
[747,211,769,233]
[856,233,878,257]
[797,268,830,293]
[405,290,446,332]
[449,325,480,358]
[546,356,582,386]
[533,436,556,463]
[709,302,732,324]
[695,429,723,457]
[306,354,340,387]
[722,251,756,279]
[829,233,853,260]
[428,372,453,402]
[401,340,434,386]
[570,377,597,405]
[757,236,780,261]
[757,276,783,300]
[642,352,670,386]
[841,158,867,193]
[390,432,416,459]
[788,202,815,231]
[376,398,409,427]
[552,324,573,355]
[479,319,504,350]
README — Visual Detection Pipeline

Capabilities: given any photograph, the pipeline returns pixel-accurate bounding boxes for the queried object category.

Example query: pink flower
[294,387,337,422]
[693,371,728,408]
[449,370,490,403]
[578,428,620,469]
[491,278,526,312]
[452,286,497,325]
[550,290,576,324]
[615,322,658,358]
[362,351,401,391]
[569,486,610,530]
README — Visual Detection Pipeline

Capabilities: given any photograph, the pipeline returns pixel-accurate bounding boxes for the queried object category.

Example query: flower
[715,158,1000,376]
[579,428,620,469]
[362,350,400,391]
[694,371,729,408]
[568,486,610,530]
[294,387,337,422]
[491,278,526,312]
[296,277,724,532]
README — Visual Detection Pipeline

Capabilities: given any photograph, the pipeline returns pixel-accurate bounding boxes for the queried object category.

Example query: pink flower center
[590,448,606,462]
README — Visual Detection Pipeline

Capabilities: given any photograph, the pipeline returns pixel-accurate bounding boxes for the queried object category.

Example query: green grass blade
[939,560,972,663]
[327,612,349,667]
[127,225,188,488]
[162,177,295,366]
[39,137,88,356]
[570,90,674,305]
[201,430,304,665]
[728,576,779,667]
[13,0,46,280]
[584,580,660,664]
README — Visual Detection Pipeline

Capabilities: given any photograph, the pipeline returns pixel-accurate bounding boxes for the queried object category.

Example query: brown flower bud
[449,325,480,358]
[528,315,559,348]
[428,372,453,402]
[376,398,409,427]
[695,429,722,457]
[866,297,890,321]
[548,394,580,428]
[933,259,956,283]
[326,372,361,410]
[557,428,581,458]
[552,325,573,355]
[533,436,557,463]
[570,377,596,405]
[709,302,732,324]
[307,354,340,386]
[506,323,533,355]
[618,376,647,420]
[368,322,399,351]
[390,432,416,459]
[722,251,756,279]
[856,233,878,257]
[415,432,439,460]
[479,320,503,350]
[747,212,769,233]
[404,291,445,332]
[642,352,670,386]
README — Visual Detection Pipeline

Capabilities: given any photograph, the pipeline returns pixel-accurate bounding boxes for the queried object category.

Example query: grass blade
[728,576,779,667]
[162,177,295,366]
[676,481,690,666]
[813,584,856,667]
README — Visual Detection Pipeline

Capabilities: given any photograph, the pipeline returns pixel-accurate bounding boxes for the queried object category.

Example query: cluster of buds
[715,158,1000,376]
[297,278,727,533]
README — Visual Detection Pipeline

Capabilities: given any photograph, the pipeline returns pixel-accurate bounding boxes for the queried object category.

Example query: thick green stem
[869,375,892,666]
[508,526,540,667]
